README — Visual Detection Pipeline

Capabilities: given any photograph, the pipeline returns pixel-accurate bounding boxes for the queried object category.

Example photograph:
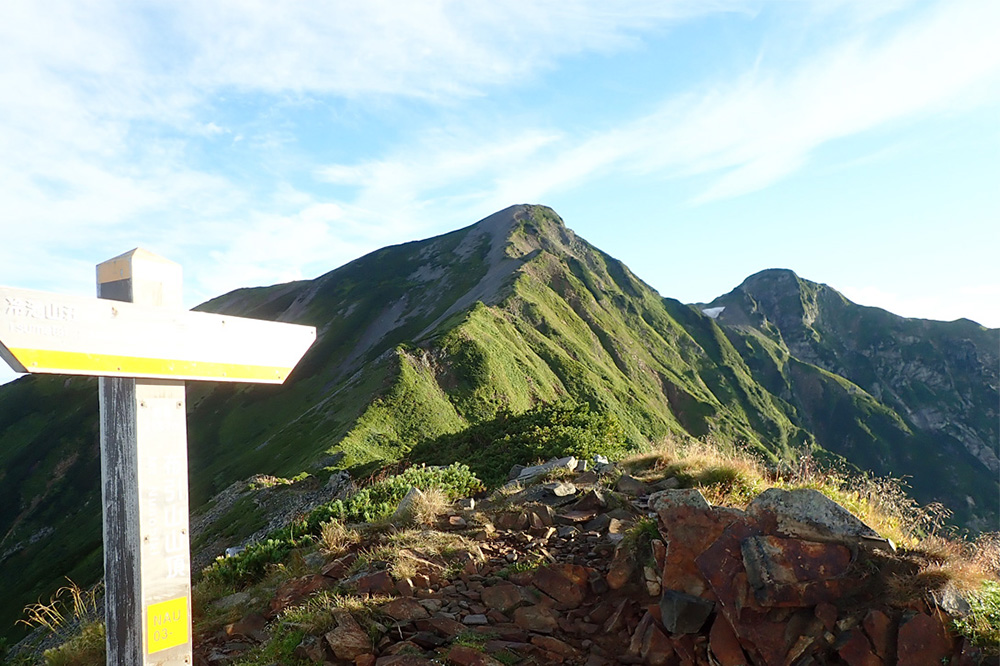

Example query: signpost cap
[97,248,182,286]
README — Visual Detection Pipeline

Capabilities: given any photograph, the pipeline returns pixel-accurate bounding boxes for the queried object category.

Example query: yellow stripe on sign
[7,348,291,383]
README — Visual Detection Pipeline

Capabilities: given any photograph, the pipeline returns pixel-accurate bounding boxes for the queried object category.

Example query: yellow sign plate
[147,596,188,654]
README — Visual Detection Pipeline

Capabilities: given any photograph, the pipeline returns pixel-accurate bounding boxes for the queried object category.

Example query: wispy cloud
[319,0,1000,216]
[0,0,996,332]
[0,0,746,306]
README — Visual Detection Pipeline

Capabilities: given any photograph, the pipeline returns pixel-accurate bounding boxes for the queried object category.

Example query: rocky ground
[193,458,996,666]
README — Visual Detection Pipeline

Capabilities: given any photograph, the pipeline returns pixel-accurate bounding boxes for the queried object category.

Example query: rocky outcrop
[193,463,994,666]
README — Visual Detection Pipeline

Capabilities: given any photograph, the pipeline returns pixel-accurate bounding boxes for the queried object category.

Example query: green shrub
[200,463,482,588]
[42,622,105,666]
[200,538,297,588]
[303,463,483,530]
[408,401,627,487]
[953,580,1000,655]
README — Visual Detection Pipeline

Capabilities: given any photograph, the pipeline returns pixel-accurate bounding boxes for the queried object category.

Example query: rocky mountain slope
[0,204,996,642]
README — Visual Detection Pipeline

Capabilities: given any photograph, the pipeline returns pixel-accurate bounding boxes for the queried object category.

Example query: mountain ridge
[0,204,996,642]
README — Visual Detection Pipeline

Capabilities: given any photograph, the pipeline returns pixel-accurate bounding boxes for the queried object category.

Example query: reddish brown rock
[375,656,436,665]
[415,616,467,638]
[556,509,600,525]
[382,597,431,622]
[741,535,857,607]
[601,598,633,634]
[322,552,359,579]
[606,543,636,590]
[356,570,396,596]
[654,490,746,597]
[627,613,653,656]
[481,583,527,613]
[531,635,582,659]
[742,536,852,585]
[269,575,333,617]
[383,641,425,655]
[355,654,377,666]
[651,539,667,572]
[532,564,589,608]
[571,489,607,511]
[838,628,883,666]
[814,602,838,632]
[325,609,373,661]
[640,621,674,666]
[708,614,748,666]
[293,634,328,663]
[224,612,267,638]
[528,505,556,528]
[897,612,953,666]
[496,511,529,530]
[694,521,789,666]
[447,645,505,666]
[513,604,559,634]
[862,609,895,662]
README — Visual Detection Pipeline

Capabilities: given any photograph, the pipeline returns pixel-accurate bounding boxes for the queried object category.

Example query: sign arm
[0,342,27,373]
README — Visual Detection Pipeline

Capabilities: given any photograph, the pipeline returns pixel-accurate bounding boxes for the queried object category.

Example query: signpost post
[0,249,316,665]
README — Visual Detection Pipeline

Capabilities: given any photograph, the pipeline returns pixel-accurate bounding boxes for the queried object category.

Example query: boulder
[746,488,882,545]
[653,489,746,596]
[532,563,590,609]
[325,609,373,661]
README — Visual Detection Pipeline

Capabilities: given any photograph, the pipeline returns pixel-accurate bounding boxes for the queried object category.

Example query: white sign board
[0,286,315,383]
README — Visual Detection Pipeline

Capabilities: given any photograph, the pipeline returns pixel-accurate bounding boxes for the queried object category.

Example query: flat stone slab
[746,488,881,543]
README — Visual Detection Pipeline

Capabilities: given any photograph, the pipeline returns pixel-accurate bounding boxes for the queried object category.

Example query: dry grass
[620,435,770,508]
[320,519,363,556]
[280,591,389,635]
[348,528,482,582]
[621,435,958,550]
[19,579,102,633]
[410,487,449,527]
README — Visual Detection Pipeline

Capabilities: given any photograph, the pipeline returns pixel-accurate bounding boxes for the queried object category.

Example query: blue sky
[1,0,998,385]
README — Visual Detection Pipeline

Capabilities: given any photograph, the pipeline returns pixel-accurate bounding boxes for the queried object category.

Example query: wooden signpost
[0,249,316,665]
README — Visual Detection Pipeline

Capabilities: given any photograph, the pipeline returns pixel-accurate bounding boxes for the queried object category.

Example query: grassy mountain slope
[0,205,996,642]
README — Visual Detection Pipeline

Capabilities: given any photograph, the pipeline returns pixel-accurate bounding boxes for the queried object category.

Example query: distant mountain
[1,205,996,640]
[701,269,998,526]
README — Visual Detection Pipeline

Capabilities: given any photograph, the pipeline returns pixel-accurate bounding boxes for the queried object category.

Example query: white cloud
[0,0,751,307]
[0,0,997,330]
[312,0,1000,220]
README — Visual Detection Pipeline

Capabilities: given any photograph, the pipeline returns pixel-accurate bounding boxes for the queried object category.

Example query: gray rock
[659,589,714,634]
[213,591,251,610]
[391,486,425,524]
[652,477,681,491]
[462,614,489,625]
[746,488,881,543]
[516,456,579,483]
[544,482,577,497]
[648,488,712,513]
[616,474,648,496]
[457,498,476,511]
